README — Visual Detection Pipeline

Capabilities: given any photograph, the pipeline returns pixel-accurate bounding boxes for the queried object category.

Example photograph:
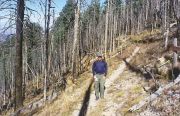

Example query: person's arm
[104,61,107,76]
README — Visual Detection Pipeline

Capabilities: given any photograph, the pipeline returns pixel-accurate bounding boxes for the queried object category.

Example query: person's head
[96,52,103,60]
[97,56,103,60]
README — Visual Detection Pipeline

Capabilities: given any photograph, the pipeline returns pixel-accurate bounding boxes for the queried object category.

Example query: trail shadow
[123,58,142,73]
[173,67,180,79]
[123,58,152,80]
[168,67,180,80]
[78,79,93,116]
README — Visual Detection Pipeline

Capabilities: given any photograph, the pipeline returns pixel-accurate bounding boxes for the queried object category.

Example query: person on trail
[92,52,107,100]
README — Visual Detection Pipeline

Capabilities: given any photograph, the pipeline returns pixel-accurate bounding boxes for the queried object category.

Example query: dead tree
[44,0,52,101]
[72,0,80,79]
[104,0,109,58]
[14,0,25,111]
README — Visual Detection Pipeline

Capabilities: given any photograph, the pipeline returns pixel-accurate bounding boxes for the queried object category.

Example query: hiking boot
[96,97,99,100]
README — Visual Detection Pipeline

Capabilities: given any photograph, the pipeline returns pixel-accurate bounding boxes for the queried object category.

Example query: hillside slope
[35,35,179,116]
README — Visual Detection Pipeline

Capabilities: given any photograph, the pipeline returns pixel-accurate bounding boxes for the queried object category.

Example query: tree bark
[44,0,51,101]
[72,0,80,79]
[165,29,169,48]
[22,35,28,100]
[173,38,178,67]
[105,0,109,57]
[14,0,25,111]
[3,50,7,106]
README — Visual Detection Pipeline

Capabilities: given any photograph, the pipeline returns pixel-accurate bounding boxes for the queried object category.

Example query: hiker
[92,52,107,100]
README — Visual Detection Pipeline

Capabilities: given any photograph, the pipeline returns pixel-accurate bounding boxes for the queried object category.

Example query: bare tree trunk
[125,4,129,35]
[113,15,117,52]
[145,0,149,27]
[3,50,7,106]
[22,36,27,100]
[105,0,109,57]
[173,38,178,67]
[44,0,51,101]
[164,0,167,30]
[165,29,169,48]
[41,39,45,78]
[63,42,66,73]
[137,12,140,33]
[130,0,133,34]
[9,39,14,104]
[46,0,52,76]
[72,0,80,79]
[14,0,25,111]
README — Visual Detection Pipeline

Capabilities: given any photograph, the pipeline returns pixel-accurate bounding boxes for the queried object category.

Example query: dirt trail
[87,69,148,116]
[72,47,140,116]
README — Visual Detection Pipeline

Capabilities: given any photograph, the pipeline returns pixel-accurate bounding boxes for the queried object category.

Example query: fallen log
[129,74,180,112]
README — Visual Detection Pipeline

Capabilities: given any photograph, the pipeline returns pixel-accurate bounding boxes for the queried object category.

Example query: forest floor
[34,37,180,116]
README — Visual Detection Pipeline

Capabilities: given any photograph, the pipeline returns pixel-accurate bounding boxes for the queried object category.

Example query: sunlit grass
[131,85,143,94]
[116,91,125,98]
[88,99,106,116]
[129,29,161,42]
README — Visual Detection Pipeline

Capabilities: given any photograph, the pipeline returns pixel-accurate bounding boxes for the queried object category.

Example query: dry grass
[107,87,117,94]
[118,95,145,115]
[116,91,125,98]
[88,99,106,116]
[113,91,125,103]
[129,29,161,42]
[131,85,143,94]
[34,76,92,116]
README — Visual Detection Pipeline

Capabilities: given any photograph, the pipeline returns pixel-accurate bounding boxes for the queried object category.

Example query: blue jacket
[92,60,107,76]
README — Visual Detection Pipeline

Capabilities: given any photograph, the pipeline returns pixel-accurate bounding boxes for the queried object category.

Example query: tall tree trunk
[165,29,169,48]
[173,38,178,67]
[44,0,51,101]
[3,50,7,106]
[113,14,117,52]
[145,0,149,27]
[105,0,109,57]
[164,0,167,30]
[125,4,129,35]
[72,0,80,79]
[130,0,133,34]
[22,36,27,100]
[15,0,25,111]
[46,0,51,76]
